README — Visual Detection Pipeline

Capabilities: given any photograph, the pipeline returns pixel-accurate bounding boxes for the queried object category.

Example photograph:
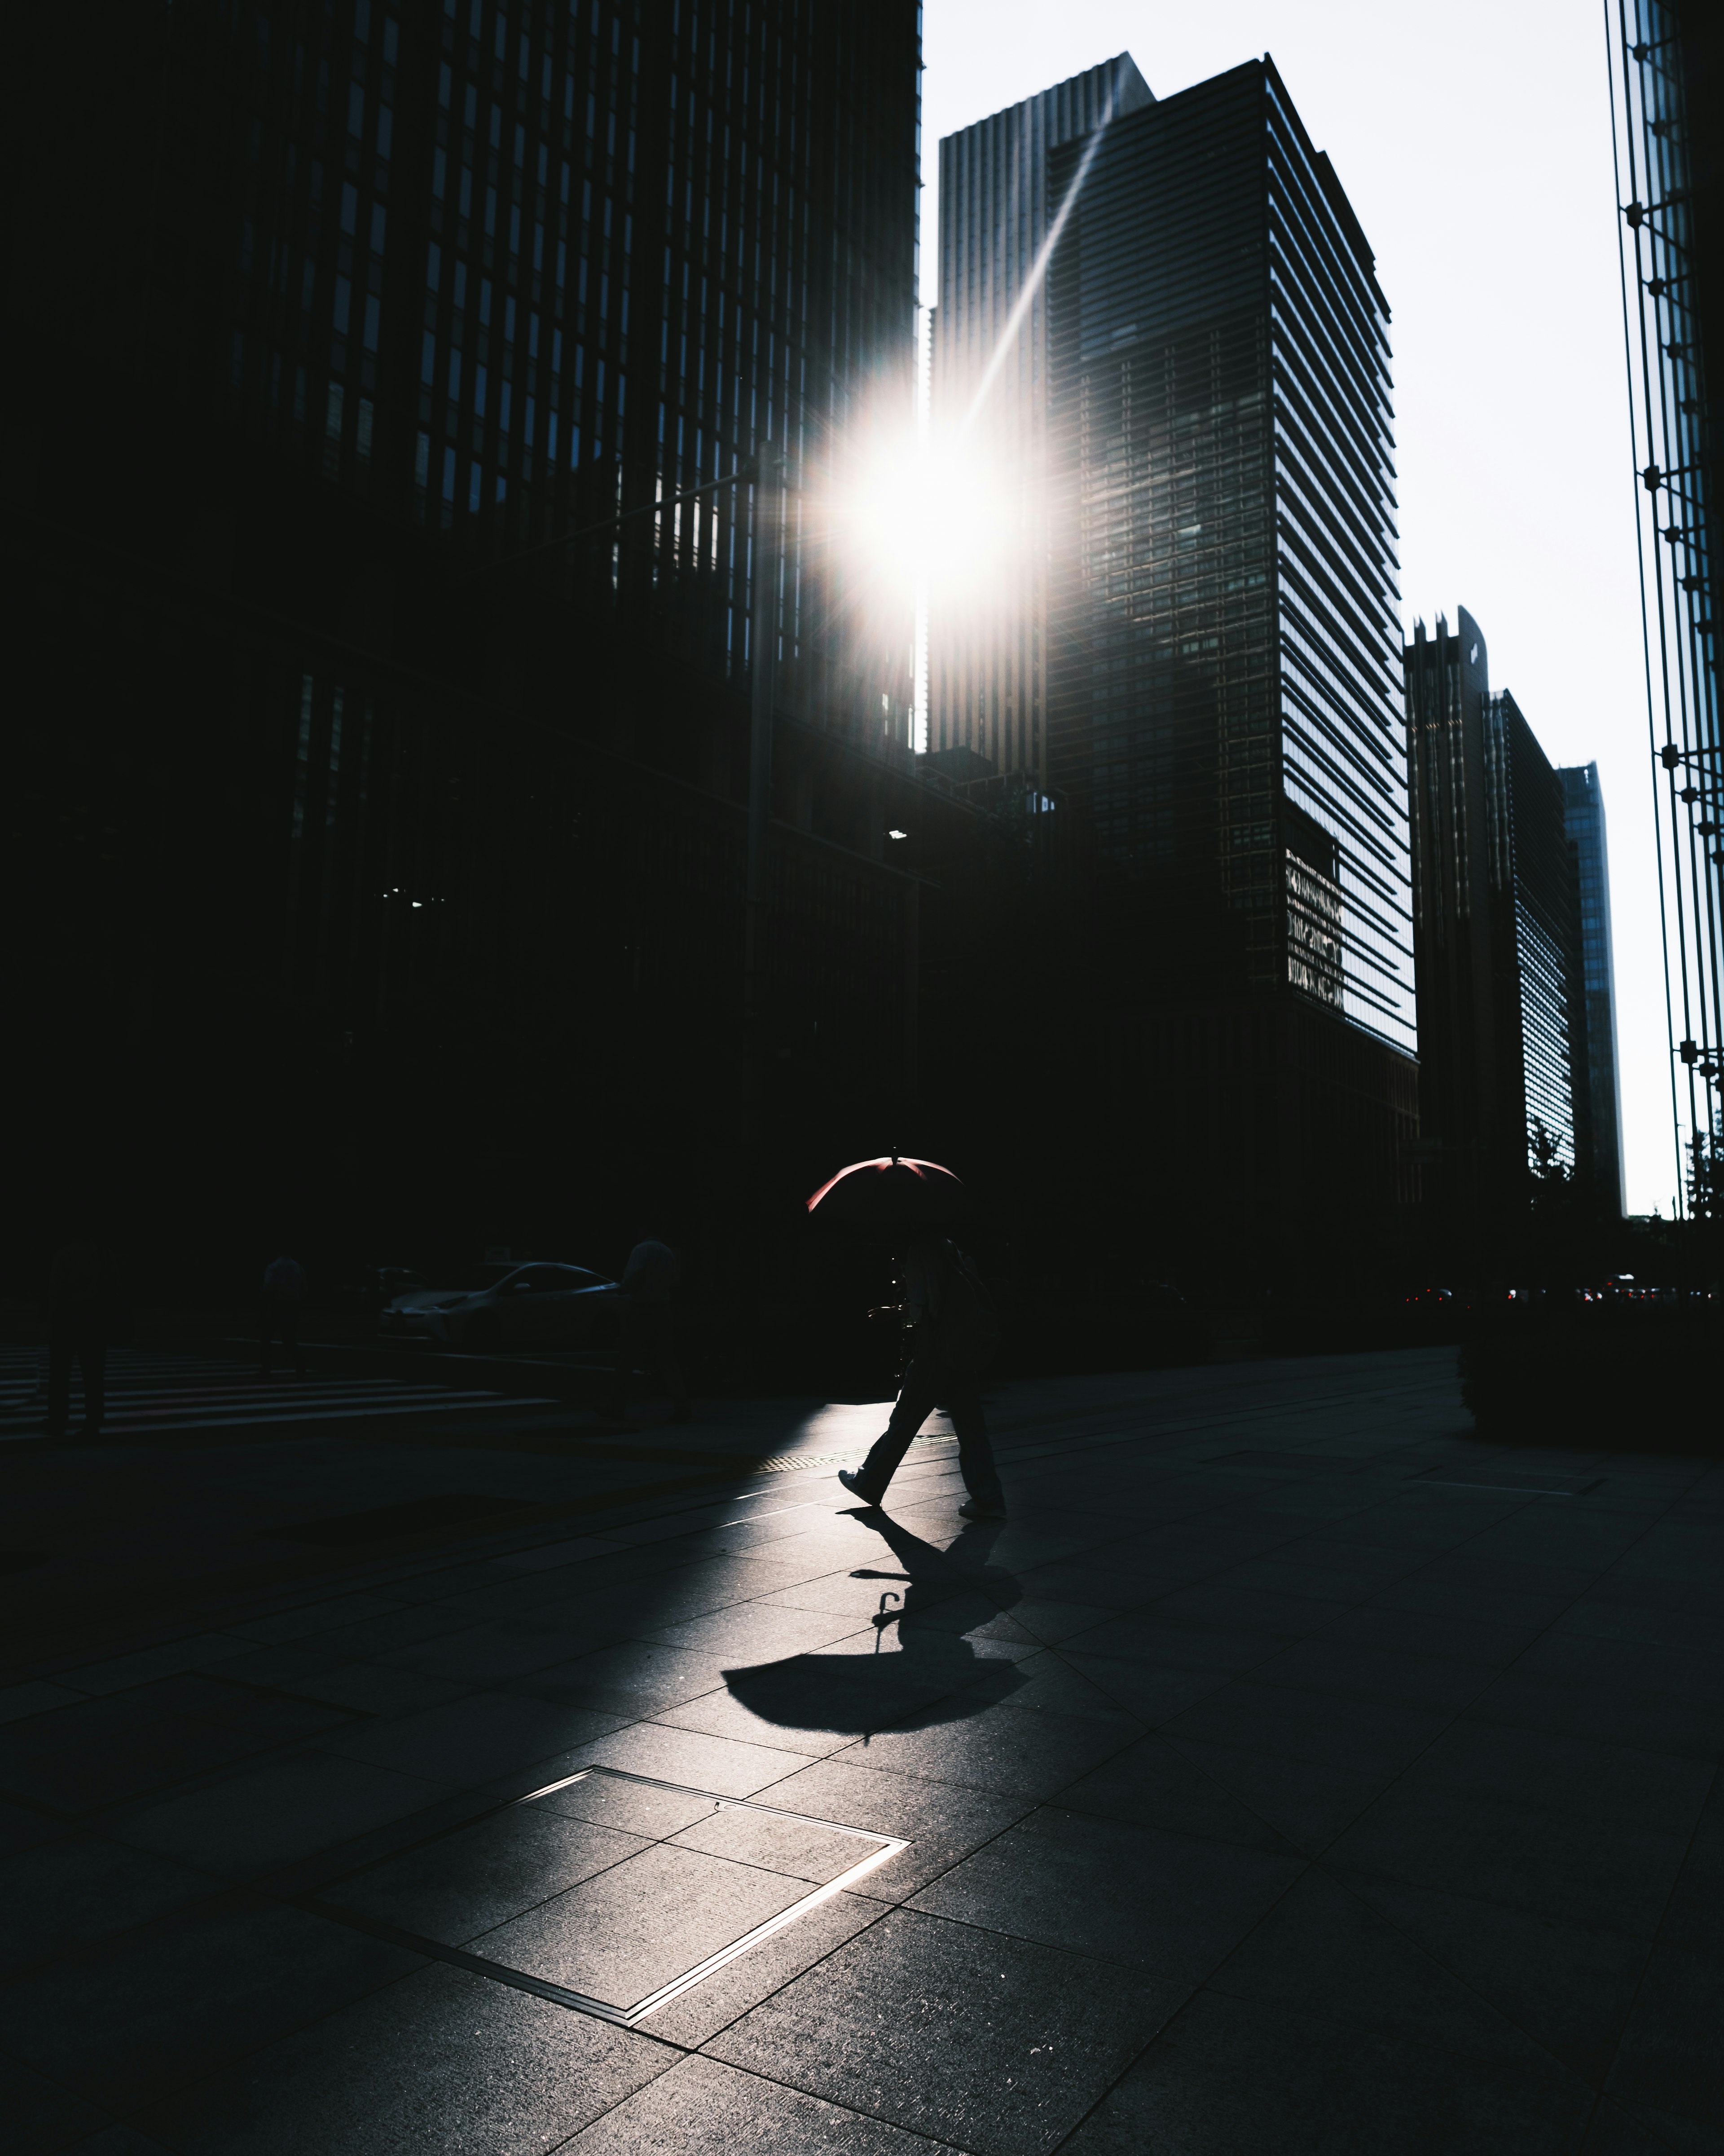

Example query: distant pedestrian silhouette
[46,1231,107,1438]
[259,1253,308,1377]
[601,1227,690,1422]
[840,1232,1006,1518]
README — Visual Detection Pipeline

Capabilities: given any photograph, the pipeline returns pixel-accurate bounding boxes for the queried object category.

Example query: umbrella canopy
[805,1155,971,1230]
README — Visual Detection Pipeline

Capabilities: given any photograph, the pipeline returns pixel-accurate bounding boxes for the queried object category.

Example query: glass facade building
[10,0,925,1258]
[928,54,1152,789]
[1559,763,1627,1215]
[1039,58,1416,1257]
[1405,608,1585,1237]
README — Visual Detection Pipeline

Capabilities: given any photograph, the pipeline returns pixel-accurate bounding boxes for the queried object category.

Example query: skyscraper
[12,0,924,1254]
[1560,763,1627,1215]
[1405,609,1584,1242]
[928,54,1152,789]
[1036,57,1416,1258]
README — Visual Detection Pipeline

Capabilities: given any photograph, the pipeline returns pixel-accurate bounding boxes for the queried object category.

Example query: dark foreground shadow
[723,1512,1027,1736]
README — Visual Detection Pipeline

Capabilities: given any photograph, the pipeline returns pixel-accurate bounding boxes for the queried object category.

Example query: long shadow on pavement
[722,1511,1027,1736]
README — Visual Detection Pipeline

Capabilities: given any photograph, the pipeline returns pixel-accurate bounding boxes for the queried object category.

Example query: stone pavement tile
[0,1696,272,1818]
[1324,1776,1688,1937]
[756,1569,966,1621]
[57,1635,256,1696]
[836,1696,1136,1799]
[642,1602,881,1662]
[670,1802,886,1886]
[0,1835,221,1978]
[576,1720,816,1797]
[1009,1560,1163,1610]
[1467,1671,1724,1760]
[1202,1557,1381,1608]
[1317,1601,1545,1667]
[1557,1597,1724,1651]
[111,1751,457,1878]
[1152,1582,1369,1639]
[229,1592,418,1645]
[265,1662,469,1719]
[748,1755,1032,1902]
[1336,1871,1652,2084]
[1657,1775,1724,1956]
[646,1680,861,1757]
[1161,1675,1454,1780]
[1058,1733,1301,1855]
[633,1891,887,2050]
[1580,2094,1724,2154]
[706,1904,1185,2155]
[1159,1736,1399,1855]
[562,2053,946,2152]
[957,1648,1148,1725]
[1209,1867,1568,2073]
[61,2130,176,2153]
[131,1961,676,2155]
[119,1673,358,1746]
[1517,1631,1724,1703]
[516,1640,741,1718]
[1038,1653,1236,1728]
[1415,1719,1715,1838]
[528,1772,719,1838]
[1247,1638,1503,1712]
[1042,1610,1284,1676]
[324,1804,648,1941]
[0,1680,87,1725]
[1606,1944,1724,2134]
[316,1689,624,1785]
[910,1804,1302,1984]
[1059,1988,1593,2156]
[272,1604,473,1660]
[0,1894,420,2112]
[373,1616,616,1686]
[0,1794,74,1859]
[473,1841,809,2006]
[2,2054,113,2156]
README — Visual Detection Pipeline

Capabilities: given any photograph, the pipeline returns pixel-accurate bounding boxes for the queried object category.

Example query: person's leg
[284,1304,305,1376]
[848,1356,942,1503]
[259,1302,274,1375]
[600,1306,640,1419]
[947,1380,1004,1511]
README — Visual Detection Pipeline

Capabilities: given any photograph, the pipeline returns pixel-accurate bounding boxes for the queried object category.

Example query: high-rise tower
[928,55,1153,788]
[1559,763,1627,1215]
[1041,58,1416,1258]
[1405,608,1584,1242]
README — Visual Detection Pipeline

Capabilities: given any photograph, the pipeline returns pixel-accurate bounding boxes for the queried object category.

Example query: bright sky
[920,0,1680,1216]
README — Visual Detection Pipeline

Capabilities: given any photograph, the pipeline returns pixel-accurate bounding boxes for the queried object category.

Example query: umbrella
[805,1154,971,1230]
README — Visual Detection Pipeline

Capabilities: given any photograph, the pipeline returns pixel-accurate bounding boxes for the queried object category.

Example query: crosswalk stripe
[0,1349,555,1439]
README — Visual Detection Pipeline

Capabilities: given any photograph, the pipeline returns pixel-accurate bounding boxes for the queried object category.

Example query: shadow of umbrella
[723,1513,1027,1737]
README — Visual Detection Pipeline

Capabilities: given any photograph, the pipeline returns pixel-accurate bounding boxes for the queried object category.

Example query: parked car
[380,1262,622,1350]
[336,1265,427,1315]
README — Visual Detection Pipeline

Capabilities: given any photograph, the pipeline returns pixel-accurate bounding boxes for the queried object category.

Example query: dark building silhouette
[1559,763,1627,1217]
[1405,608,1584,1248]
[1038,58,1416,1270]
[11,0,946,1273]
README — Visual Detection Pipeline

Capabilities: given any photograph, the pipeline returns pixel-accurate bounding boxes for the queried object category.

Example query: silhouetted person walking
[259,1254,308,1377]
[46,1231,107,1438]
[601,1228,690,1422]
[840,1232,1006,1519]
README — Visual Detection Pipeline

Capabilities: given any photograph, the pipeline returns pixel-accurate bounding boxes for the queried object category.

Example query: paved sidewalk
[2,1348,1719,2153]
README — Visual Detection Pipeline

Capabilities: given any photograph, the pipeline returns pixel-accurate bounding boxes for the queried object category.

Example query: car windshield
[463,1264,520,1291]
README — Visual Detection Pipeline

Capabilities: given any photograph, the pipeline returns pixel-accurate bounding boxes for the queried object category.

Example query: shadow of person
[722,1510,1027,1737]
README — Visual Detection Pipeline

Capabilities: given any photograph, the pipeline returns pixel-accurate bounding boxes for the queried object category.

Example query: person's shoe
[838,1468,881,1507]
[958,1496,1007,1522]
